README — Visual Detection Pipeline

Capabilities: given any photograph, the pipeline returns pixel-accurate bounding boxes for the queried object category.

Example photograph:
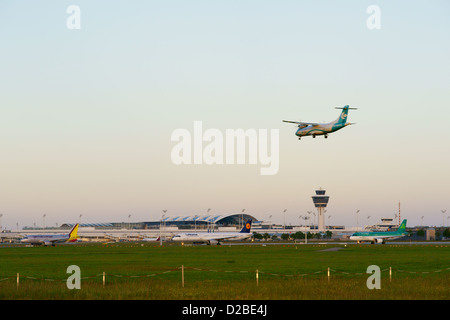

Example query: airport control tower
[312,188,329,231]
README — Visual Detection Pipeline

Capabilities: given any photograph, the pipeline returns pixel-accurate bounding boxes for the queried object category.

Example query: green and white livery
[283,105,357,140]
[350,219,408,244]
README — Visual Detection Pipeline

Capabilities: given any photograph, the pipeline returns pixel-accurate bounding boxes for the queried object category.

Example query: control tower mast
[312,188,329,231]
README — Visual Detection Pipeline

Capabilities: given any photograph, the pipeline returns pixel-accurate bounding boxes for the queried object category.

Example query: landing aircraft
[350,219,408,244]
[283,105,357,140]
[172,219,253,245]
[20,224,79,246]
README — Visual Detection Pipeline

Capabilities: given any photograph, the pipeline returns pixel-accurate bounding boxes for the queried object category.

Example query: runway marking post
[256,269,259,286]
[182,265,185,288]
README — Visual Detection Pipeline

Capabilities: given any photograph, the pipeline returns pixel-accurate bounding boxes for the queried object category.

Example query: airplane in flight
[283,105,357,140]
[20,224,79,246]
[172,219,253,245]
[349,219,408,244]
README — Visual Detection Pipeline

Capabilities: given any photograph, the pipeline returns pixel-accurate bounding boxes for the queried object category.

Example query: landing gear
[298,137,301,140]
[312,135,316,138]
[324,134,328,139]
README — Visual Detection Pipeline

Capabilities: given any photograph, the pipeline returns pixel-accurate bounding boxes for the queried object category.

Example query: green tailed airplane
[283,105,357,140]
[350,219,408,244]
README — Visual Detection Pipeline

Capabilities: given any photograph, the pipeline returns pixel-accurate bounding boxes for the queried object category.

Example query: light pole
[301,216,310,244]
[206,208,211,232]
[43,214,46,230]
[306,212,312,230]
[193,215,198,230]
[421,216,424,226]
[312,211,316,230]
[283,209,287,232]
[128,214,132,229]
[356,210,360,231]
[160,210,167,246]
[0,214,3,231]
[307,211,312,230]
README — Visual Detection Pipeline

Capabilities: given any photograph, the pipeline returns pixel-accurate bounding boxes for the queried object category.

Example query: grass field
[0,242,449,299]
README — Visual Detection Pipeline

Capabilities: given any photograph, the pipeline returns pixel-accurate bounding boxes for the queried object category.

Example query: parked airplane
[283,105,357,140]
[172,219,253,245]
[350,219,408,244]
[142,236,161,242]
[20,224,79,246]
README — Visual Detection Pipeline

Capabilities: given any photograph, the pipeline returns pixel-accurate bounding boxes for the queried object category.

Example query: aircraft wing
[282,120,319,128]
[374,235,402,243]
[206,234,239,242]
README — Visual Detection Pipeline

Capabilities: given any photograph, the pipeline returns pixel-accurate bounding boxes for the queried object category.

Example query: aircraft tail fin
[69,223,79,240]
[335,105,357,125]
[239,219,252,233]
[397,219,407,232]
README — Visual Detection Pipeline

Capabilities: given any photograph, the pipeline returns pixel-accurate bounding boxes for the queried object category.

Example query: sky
[0,1,449,229]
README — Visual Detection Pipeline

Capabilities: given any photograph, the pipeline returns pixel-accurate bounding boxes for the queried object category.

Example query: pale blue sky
[0,1,449,229]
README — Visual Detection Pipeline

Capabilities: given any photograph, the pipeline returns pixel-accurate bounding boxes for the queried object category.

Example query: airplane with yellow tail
[20,224,79,246]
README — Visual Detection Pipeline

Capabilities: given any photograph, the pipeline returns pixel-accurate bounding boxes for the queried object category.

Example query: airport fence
[1,265,449,288]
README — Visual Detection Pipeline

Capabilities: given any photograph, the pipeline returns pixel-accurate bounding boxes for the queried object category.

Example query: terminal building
[60,213,258,231]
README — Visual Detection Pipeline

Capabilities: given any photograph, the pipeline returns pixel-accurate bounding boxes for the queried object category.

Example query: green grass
[0,243,449,299]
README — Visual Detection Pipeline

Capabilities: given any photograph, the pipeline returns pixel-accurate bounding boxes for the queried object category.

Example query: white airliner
[141,236,161,242]
[20,224,79,246]
[283,105,357,140]
[172,219,253,245]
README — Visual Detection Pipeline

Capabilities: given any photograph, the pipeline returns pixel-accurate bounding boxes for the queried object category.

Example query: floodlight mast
[160,210,167,246]
[356,210,360,231]
[442,210,447,227]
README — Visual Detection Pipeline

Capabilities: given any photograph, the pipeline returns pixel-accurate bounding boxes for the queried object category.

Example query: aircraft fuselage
[295,122,350,137]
